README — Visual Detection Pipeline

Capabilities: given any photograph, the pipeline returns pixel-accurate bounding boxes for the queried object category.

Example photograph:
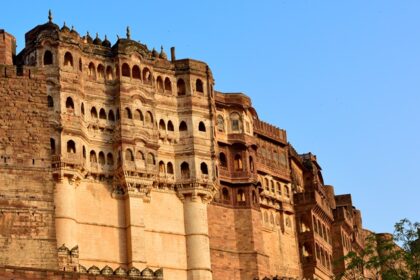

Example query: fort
[0,12,375,280]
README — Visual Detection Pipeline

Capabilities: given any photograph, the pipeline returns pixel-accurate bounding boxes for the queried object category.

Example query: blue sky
[2,1,419,234]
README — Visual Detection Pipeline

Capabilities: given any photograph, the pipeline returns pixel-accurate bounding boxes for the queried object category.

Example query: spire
[126,26,131,40]
[48,9,53,23]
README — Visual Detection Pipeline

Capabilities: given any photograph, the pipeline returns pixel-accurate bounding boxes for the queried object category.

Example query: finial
[104,34,107,40]
[161,45,164,52]
[117,34,120,40]
[63,21,67,27]
[126,26,131,40]
[48,9,53,23]
[71,25,74,31]
[96,32,99,39]
[87,31,90,36]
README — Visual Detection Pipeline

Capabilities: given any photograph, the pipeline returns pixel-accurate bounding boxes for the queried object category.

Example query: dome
[85,32,93,44]
[152,48,158,58]
[102,35,111,47]
[93,33,102,45]
[61,22,70,32]
[159,46,167,59]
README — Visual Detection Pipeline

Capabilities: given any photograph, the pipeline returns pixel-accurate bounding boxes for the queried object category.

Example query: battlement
[0,64,45,79]
[253,119,287,144]
[0,29,16,65]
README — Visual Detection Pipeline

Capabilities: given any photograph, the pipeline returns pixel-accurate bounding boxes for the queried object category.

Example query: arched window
[79,58,82,72]
[98,152,105,165]
[164,77,172,92]
[122,63,130,77]
[90,150,97,163]
[230,112,241,132]
[48,96,54,108]
[106,66,113,80]
[91,107,98,119]
[107,153,114,165]
[270,180,275,192]
[167,162,174,174]
[234,154,243,170]
[43,50,53,65]
[179,121,187,131]
[125,149,134,161]
[252,190,258,204]
[67,140,76,153]
[82,146,86,159]
[116,109,120,120]
[222,188,230,201]
[249,156,254,172]
[217,115,224,132]
[145,111,153,125]
[142,67,151,83]
[50,138,56,155]
[181,162,190,179]
[159,161,165,173]
[159,119,166,130]
[167,121,174,131]
[264,178,269,190]
[125,108,132,119]
[277,182,282,195]
[64,52,73,67]
[65,97,74,110]
[132,65,141,79]
[81,103,85,115]
[198,121,206,132]
[88,62,96,79]
[237,189,246,202]
[219,152,227,168]
[196,79,203,93]
[136,151,145,161]
[201,162,208,175]
[147,153,155,165]
[99,108,107,119]
[97,64,105,80]
[177,79,186,96]
[285,185,290,198]
[156,76,164,93]
[135,109,144,121]
[108,110,115,121]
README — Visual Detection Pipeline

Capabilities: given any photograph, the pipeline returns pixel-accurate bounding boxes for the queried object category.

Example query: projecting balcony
[226,133,256,146]
[294,191,333,219]
[218,168,257,183]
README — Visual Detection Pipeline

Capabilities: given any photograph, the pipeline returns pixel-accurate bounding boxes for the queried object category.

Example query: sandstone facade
[0,14,373,280]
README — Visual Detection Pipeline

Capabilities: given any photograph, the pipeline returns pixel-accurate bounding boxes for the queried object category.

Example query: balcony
[218,168,257,183]
[253,119,287,144]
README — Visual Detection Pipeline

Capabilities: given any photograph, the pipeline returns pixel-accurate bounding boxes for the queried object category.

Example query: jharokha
[0,13,373,280]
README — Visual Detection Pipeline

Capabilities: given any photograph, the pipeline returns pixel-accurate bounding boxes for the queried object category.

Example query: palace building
[0,12,371,280]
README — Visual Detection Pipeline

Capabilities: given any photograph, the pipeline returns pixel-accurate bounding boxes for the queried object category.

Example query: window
[122,63,130,77]
[64,52,73,67]
[48,96,54,108]
[167,162,174,174]
[97,64,105,80]
[219,152,227,167]
[65,97,74,110]
[90,151,97,163]
[125,149,134,161]
[98,152,105,165]
[277,182,282,195]
[50,138,55,154]
[82,146,86,159]
[142,68,151,83]
[201,162,208,175]
[234,154,243,170]
[230,112,241,132]
[108,110,115,121]
[81,103,85,115]
[252,190,258,204]
[179,121,187,131]
[91,107,98,119]
[145,111,153,125]
[125,108,132,119]
[156,76,164,93]
[159,161,165,173]
[217,115,224,132]
[132,65,140,79]
[249,156,254,172]
[164,77,172,92]
[99,108,107,119]
[147,153,155,165]
[181,162,190,179]
[167,121,174,131]
[196,79,203,93]
[285,185,290,198]
[222,188,230,201]
[135,109,144,121]
[177,79,186,96]
[43,50,53,65]
[107,153,114,165]
[237,189,246,202]
[106,66,113,80]
[88,62,96,79]
[198,121,206,132]
[136,151,145,161]
[67,140,76,153]
[159,119,166,130]
[79,58,82,72]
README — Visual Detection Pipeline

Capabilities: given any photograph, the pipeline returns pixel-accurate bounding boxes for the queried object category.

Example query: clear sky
[2,1,419,234]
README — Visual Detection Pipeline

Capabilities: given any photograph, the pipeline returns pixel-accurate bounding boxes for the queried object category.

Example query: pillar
[54,177,77,249]
[183,192,213,280]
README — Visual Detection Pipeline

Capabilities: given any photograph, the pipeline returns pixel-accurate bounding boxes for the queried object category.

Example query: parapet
[334,194,353,207]
[253,119,287,144]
